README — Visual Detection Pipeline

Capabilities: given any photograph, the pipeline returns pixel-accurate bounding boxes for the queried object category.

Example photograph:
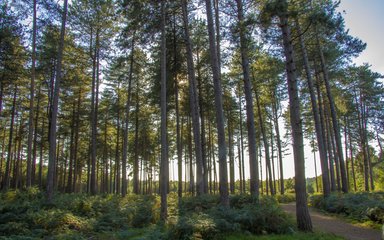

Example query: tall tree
[26,0,37,187]
[47,0,68,202]
[181,0,204,196]
[235,0,259,196]
[205,0,229,207]
[159,0,168,220]
[276,0,312,231]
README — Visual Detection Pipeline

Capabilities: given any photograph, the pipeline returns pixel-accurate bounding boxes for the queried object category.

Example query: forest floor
[281,202,382,240]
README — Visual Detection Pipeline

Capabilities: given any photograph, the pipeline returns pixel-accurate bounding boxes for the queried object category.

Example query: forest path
[281,202,382,240]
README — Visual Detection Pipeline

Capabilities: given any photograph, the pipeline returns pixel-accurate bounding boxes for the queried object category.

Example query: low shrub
[309,192,384,225]
[275,193,296,203]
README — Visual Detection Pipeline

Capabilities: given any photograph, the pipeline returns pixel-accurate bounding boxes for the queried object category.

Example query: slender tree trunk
[272,98,284,194]
[181,0,204,195]
[188,117,194,195]
[316,30,348,193]
[122,37,135,197]
[173,13,182,199]
[347,119,357,191]
[90,28,99,195]
[66,100,76,193]
[26,0,37,188]
[160,0,168,220]
[115,84,121,194]
[205,0,229,207]
[47,1,67,200]
[324,106,336,192]
[236,0,259,196]
[2,87,17,190]
[296,19,330,196]
[73,88,81,192]
[133,85,140,195]
[32,86,41,185]
[279,6,312,231]
[38,117,45,188]
[255,88,274,195]
[228,118,235,194]
[328,112,341,191]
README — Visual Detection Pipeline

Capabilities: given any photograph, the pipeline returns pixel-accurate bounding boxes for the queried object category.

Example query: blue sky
[339,0,384,75]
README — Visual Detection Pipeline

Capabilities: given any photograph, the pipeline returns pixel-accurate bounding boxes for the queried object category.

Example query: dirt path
[281,202,382,240]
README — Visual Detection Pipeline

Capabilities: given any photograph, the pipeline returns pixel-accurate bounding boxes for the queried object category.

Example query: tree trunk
[347,119,357,191]
[133,83,140,195]
[90,28,99,195]
[279,5,312,231]
[122,37,135,197]
[236,0,259,196]
[316,30,348,193]
[255,88,274,195]
[26,0,37,188]
[66,100,76,193]
[47,0,67,201]
[160,0,168,220]
[181,0,204,195]
[2,87,17,190]
[296,19,330,196]
[205,0,229,207]
[32,86,41,185]
[324,106,336,192]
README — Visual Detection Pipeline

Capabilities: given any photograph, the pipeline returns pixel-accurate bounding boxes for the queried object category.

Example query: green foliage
[310,192,384,226]
[275,194,296,203]
[167,194,294,240]
[0,190,294,239]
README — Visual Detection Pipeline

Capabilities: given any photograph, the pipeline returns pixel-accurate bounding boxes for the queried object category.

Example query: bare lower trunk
[236,0,259,196]
[296,19,330,196]
[316,30,348,193]
[279,6,312,231]
[205,0,228,206]
[181,0,204,195]
[160,0,168,220]
[47,0,68,202]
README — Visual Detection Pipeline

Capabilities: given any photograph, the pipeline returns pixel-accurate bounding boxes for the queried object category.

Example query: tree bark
[2,87,17,190]
[26,0,37,188]
[47,0,68,202]
[122,37,135,197]
[160,0,168,220]
[205,0,229,207]
[296,19,330,196]
[279,5,312,231]
[236,0,259,196]
[181,0,204,195]
[255,88,274,195]
[316,31,348,193]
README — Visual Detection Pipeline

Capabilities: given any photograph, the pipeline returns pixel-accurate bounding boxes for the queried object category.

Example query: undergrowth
[0,188,295,239]
[310,192,384,228]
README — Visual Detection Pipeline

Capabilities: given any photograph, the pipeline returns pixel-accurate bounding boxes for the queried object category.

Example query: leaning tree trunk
[236,0,259,196]
[278,4,312,231]
[205,0,229,206]
[296,19,330,197]
[47,0,68,202]
[316,30,348,193]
